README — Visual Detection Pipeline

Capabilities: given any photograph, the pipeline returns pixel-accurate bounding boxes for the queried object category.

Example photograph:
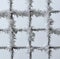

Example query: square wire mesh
[0,0,60,59]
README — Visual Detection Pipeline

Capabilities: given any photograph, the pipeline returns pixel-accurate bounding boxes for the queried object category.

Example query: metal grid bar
[9,0,14,59]
[0,0,60,59]
[47,0,51,59]
[28,0,33,59]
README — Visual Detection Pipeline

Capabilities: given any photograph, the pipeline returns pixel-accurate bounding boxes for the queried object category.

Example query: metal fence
[0,0,60,59]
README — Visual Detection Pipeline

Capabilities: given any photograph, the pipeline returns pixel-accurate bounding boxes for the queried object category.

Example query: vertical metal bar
[47,0,52,59]
[28,0,32,59]
[9,0,15,59]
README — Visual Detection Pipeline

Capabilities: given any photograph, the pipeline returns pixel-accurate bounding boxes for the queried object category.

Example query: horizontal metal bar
[50,46,60,49]
[0,46,60,50]
[0,10,60,18]
[0,28,46,33]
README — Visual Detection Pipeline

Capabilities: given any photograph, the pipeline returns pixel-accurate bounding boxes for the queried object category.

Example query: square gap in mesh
[14,49,29,59]
[50,0,60,10]
[13,16,29,29]
[15,31,29,47]
[50,33,60,47]
[32,0,47,11]
[0,17,9,29]
[0,32,10,47]
[51,13,60,29]
[32,31,48,47]
[51,49,60,59]
[13,0,28,11]
[0,0,9,11]
[0,49,10,59]
[32,49,48,59]
[31,15,47,29]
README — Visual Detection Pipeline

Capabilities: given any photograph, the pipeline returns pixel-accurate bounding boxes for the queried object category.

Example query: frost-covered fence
[0,0,60,59]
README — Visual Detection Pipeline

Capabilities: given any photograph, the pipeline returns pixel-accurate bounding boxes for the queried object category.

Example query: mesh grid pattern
[0,0,60,59]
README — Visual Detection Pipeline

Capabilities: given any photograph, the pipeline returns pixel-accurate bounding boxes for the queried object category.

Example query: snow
[32,31,48,47]
[51,49,60,59]
[13,0,28,11]
[32,0,47,11]
[32,50,48,59]
[15,31,29,47]
[50,0,60,10]
[13,16,29,29]
[0,49,10,59]
[31,15,47,29]
[0,0,9,11]
[51,13,60,29]
[0,32,10,47]
[14,49,29,59]
[0,18,9,29]
[0,0,60,59]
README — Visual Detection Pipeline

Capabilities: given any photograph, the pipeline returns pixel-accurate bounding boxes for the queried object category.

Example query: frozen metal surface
[0,0,60,59]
